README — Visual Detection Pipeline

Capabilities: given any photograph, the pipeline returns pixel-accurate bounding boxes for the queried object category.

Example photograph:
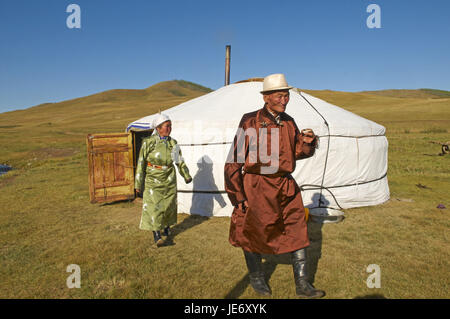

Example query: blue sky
[1,0,449,113]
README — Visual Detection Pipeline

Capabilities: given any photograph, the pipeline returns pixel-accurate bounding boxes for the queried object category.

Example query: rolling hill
[0,80,212,133]
[360,88,450,99]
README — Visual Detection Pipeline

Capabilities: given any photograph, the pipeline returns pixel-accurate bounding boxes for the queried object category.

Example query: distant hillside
[48,80,212,106]
[0,80,212,133]
[360,88,450,99]
[146,80,212,97]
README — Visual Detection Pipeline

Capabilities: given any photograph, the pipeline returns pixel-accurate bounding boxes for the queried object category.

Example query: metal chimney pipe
[225,45,231,86]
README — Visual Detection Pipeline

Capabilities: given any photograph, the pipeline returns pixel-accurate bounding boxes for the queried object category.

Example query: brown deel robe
[224,106,316,254]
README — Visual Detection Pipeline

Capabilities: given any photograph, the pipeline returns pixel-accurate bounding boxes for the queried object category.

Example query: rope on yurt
[297,91,389,211]
[178,170,388,209]
[298,92,331,209]
[299,171,387,210]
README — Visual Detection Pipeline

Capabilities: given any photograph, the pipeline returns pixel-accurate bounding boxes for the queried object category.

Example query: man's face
[263,90,290,114]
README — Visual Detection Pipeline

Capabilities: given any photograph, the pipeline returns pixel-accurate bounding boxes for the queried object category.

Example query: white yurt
[127,81,389,218]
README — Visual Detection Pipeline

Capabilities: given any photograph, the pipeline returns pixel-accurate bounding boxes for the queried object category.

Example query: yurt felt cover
[127,82,389,217]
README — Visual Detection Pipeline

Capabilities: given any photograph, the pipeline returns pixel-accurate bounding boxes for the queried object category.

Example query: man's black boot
[243,250,271,296]
[291,248,325,298]
[152,230,165,247]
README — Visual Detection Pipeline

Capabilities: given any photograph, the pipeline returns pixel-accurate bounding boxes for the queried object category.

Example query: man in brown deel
[224,73,325,298]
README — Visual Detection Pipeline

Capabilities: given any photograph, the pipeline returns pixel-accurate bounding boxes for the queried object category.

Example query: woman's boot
[162,226,171,237]
[291,248,325,298]
[243,250,271,296]
[152,230,165,247]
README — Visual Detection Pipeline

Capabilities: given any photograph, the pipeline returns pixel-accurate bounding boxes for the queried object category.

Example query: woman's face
[156,120,172,137]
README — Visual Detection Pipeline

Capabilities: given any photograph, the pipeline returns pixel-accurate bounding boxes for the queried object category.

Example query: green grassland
[0,80,449,298]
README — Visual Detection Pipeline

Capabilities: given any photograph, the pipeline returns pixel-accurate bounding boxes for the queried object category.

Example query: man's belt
[243,170,291,178]
[147,162,172,170]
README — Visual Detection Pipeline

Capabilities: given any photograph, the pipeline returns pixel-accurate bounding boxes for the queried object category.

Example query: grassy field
[0,81,449,299]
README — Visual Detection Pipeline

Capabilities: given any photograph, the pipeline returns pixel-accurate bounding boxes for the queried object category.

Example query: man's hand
[301,128,316,144]
[135,189,141,195]
[185,177,192,184]
[237,200,249,212]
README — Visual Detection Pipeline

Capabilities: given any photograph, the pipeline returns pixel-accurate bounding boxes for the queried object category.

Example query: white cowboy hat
[152,113,171,129]
[260,73,293,94]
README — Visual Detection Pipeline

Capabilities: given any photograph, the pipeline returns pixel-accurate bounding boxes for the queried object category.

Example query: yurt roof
[127,82,386,145]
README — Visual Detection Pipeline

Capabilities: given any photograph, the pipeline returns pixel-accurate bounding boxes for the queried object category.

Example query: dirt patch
[29,147,79,160]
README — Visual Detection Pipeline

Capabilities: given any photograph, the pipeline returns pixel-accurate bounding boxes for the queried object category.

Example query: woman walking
[135,113,192,247]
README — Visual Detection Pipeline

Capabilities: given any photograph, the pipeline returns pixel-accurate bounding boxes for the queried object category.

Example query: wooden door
[87,133,135,203]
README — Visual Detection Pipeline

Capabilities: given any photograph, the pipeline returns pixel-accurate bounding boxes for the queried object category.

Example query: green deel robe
[134,133,191,231]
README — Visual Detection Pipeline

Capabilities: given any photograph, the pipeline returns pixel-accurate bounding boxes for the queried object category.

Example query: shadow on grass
[304,220,324,285]
[161,214,210,247]
[422,153,446,157]
[99,199,135,207]
[224,260,278,299]
[172,214,210,237]
[304,192,330,284]
[225,193,326,298]
[224,239,324,299]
